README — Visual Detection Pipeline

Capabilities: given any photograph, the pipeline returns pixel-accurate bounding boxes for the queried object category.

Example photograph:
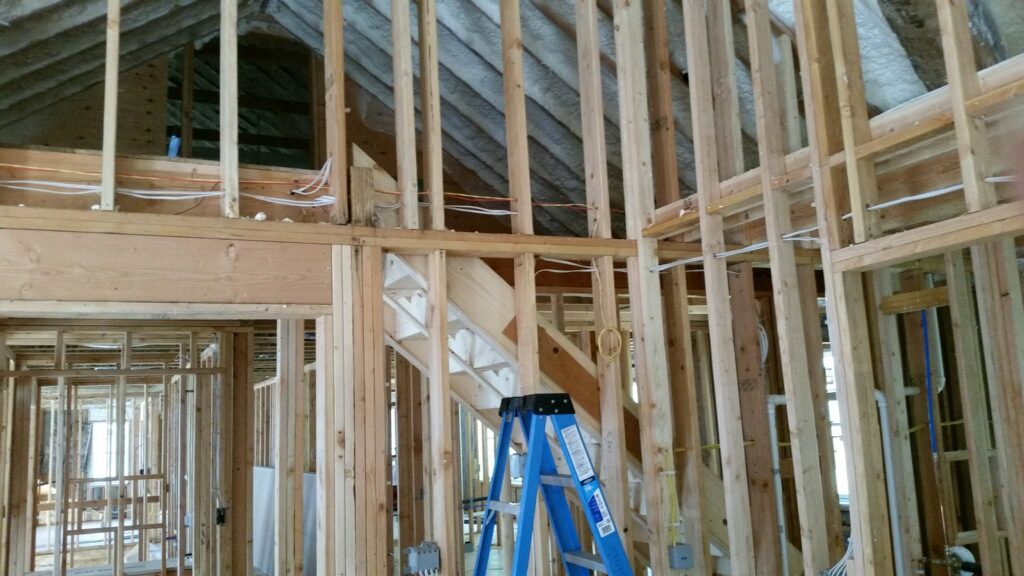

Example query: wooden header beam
[0,205,705,260]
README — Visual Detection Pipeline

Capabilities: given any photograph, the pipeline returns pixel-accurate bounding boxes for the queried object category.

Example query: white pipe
[766,394,789,576]
[874,390,907,576]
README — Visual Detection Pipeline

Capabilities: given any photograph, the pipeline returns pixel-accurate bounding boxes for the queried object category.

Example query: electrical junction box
[668,543,695,569]
[403,541,441,575]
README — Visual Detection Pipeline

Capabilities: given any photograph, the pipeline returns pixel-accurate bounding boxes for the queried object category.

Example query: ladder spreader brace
[473,394,634,576]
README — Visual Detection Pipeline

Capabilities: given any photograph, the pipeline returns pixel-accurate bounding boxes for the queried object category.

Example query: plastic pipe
[766,394,789,576]
[874,390,906,576]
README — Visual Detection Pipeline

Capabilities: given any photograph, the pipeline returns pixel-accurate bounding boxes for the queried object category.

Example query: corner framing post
[220,0,239,218]
[612,0,682,572]
[744,0,831,571]
[681,0,755,571]
[936,1,1024,564]
[100,0,120,211]
[331,245,359,574]
[575,0,634,560]
[794,0,893,571]
[324,0,349,224]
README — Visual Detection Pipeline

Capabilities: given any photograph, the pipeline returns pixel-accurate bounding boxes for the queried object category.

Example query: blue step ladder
[473,394,634,576]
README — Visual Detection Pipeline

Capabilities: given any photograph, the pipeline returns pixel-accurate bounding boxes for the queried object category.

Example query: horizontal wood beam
[831,200,1024,272]
[0,228,332,304]
[647,52,1024,239]
[0,367,224,378]
[0,206,701,260]
[878,286,949,315]
[0,301,329,319]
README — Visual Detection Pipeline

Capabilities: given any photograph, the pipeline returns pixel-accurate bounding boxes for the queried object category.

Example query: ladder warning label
[561,424,595,483]
[588,490,615,538]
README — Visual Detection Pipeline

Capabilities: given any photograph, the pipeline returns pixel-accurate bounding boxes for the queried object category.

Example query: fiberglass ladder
[473,394,633,576]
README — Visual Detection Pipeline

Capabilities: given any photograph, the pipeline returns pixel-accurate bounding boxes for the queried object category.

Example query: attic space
[1,0,1024,575]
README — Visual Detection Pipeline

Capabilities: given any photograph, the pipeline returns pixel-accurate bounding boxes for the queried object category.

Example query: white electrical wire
[0,180,99,195]
[651,256,702,273]
[783,224,819,239]
[444,205,517,216]
[290,157,332,195]
[539,257,596,270]
[119,189,222,201]
[241,192,335,208]
[868,182,964,211]
[714,241,770,259]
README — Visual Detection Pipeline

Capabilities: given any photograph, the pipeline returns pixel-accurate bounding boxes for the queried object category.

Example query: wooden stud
[418,0,444,230]
[643,0,680,207]
[396,354,418,550]
[323,0,349,225]
[331,245,359,573]
[229,330,254,576]
[393,0,419,230]
[573,0,633,544]
[177,342,188,575]
[796,265,845,560]
[427,249,458,574]
[729,264,781,573]
[944,251,1005,575]
[823,0,879,242]
[936,1,1024,563]
[681,0,755,571]
[870,271,923,572]
[180,43,195,158]
[663,265,710,572]
[52,331,68,576]
[897,272,950,572]
[707,0,744,178]
[970,239,1024,565]
[310,52,327,167]
[777,34,802,153]
[220,0,239,218]
[275,319,305,576]
[343,245,390,574]
[935,0,995,213]
[612,0,683,571]
[99,0,120,212]
[501,0,533,238]
[744,0,831,570]
[113,333,130,576]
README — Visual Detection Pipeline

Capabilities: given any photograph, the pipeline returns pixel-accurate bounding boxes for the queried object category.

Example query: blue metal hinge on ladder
[473,393,634,576]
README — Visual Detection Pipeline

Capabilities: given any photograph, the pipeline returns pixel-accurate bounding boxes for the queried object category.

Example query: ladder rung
[564,551,607,573]
[487,501,520,516]
[539,474,574,488]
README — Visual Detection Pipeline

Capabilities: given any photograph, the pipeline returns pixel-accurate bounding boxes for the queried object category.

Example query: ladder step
[564,551,607,573]
[539,474,574,488]
[487,501,520,516]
